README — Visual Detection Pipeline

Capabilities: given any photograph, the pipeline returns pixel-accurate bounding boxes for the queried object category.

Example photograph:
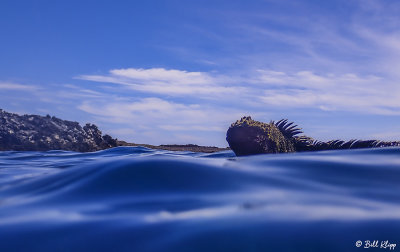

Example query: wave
[1,147,400,251]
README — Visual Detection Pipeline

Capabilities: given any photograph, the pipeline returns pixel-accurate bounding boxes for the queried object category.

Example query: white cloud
[76,66,400,116]
[109,68,213,85]
[255,70,400,115]
[0,82,38,91]
[78,97,243,125]
[77,97,248,145]
[77,67,245,97]
[159,125,225,132]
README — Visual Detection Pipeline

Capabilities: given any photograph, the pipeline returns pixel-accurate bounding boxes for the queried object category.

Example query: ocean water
[1,146,400,252]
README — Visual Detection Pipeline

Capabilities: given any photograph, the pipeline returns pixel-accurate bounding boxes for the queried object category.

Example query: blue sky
[1,0,400,147]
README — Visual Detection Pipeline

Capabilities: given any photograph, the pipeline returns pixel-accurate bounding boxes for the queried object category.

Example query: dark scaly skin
[226,116,400,156]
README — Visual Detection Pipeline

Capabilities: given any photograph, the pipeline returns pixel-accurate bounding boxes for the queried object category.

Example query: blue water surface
[1,146,400,252]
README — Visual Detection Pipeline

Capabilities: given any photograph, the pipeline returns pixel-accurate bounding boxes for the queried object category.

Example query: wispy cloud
[77,67,400,115]
[77,97,248,145]
[0,82,38,91]
[78,97,245,126]
[255,70,400,115]
[77,68,245,97]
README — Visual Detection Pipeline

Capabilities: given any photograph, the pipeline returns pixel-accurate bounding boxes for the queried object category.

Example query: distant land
[117,141,229,153]
[0,109,228,153]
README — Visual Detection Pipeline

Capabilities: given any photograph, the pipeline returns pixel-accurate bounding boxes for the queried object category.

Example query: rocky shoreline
[0,109,227,153]
[0,109,118,152]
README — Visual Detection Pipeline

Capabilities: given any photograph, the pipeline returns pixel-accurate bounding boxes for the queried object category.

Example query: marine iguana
[226,116,400,156]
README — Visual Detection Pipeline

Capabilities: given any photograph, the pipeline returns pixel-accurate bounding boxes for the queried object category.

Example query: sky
[1,0,400,147]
